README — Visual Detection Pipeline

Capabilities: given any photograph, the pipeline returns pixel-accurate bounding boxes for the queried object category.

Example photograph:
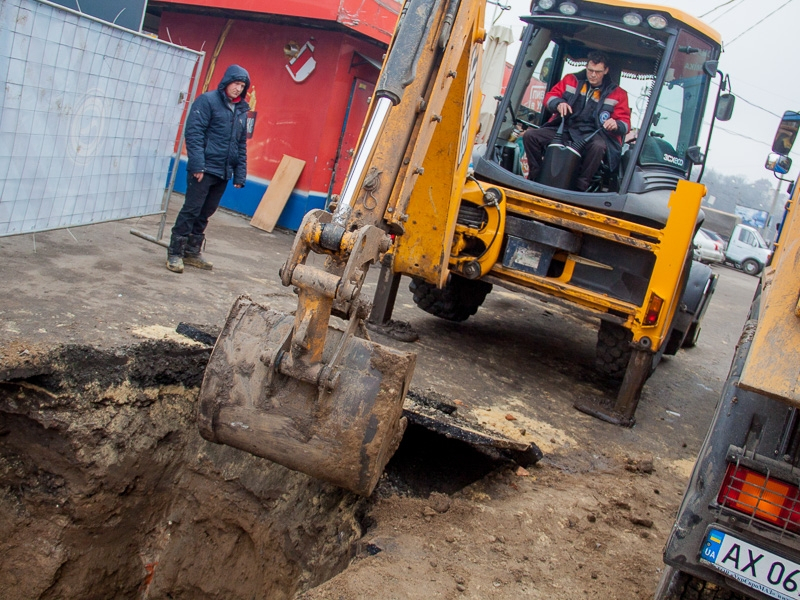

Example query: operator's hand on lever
[557,102,572,117]
[603,118,618,132]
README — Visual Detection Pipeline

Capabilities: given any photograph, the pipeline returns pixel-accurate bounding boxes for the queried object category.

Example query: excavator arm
[197,0,487,496]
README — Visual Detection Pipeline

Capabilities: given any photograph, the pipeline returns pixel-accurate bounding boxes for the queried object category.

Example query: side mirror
[686,146,704,164]
[766,153,792,175]
[715,94,734,121]
[772,111,800,155]
[703,60,719,77]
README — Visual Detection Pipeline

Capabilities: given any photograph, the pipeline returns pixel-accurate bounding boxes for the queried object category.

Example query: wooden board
[249,155,306,233]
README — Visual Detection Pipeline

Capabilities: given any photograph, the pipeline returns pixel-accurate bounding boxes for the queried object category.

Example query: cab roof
[583,0,722,43]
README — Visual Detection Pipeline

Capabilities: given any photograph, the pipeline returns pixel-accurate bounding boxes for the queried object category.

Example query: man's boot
[166,235,187,273]
[184,234,213,270]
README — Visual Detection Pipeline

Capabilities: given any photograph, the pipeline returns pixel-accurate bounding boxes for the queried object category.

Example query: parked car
[700,227,726,247]
[692,228,725,264]
[723,223,772,276]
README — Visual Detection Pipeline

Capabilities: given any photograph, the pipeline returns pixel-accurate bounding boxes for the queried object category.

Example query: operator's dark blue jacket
[184,64,251,186]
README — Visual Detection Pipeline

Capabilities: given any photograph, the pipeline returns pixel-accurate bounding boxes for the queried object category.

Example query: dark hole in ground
[0,341,367,600]
[379,423,506,497]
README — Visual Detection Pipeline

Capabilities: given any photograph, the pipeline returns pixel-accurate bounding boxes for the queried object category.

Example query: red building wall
[156,0,400,44]
[158,11,386,229]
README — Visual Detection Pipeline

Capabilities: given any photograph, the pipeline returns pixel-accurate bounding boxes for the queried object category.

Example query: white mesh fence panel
[0,0,201,236]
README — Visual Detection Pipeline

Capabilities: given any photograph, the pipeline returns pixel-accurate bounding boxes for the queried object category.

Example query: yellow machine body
[738,186,800,405]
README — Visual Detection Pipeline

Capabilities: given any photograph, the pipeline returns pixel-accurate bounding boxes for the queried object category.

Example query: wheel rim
[743,260,759,275]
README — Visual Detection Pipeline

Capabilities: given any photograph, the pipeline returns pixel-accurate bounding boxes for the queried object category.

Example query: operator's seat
[639,134,679,167]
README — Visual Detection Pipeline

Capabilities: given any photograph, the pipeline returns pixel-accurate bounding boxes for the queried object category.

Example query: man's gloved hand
[603,118,619,132]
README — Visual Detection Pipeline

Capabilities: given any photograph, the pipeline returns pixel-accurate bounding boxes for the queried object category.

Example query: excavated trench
[0,339,504,599]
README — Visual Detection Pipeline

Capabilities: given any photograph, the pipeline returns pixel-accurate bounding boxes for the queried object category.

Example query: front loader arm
[279,0,487,374]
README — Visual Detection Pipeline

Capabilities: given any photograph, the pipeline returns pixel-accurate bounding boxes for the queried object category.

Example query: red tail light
[643,293,663,326]
[718,463,800,532]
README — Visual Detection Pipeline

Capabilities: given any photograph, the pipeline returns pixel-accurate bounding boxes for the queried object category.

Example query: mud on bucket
[197,296,416,496]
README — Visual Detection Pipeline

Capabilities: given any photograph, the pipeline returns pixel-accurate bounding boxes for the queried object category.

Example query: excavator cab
[480,7,725,216]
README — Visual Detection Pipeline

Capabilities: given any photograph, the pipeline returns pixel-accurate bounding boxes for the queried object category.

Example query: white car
[724,224,772,276]
[692,228,725,264]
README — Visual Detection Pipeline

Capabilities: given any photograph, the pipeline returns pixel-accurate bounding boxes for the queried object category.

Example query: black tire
[409,276,492,322]
[742,258,762,276]
[682,321,701,348]
[595,320,632,379]
[654,567,750,600]
[664,325,685,355]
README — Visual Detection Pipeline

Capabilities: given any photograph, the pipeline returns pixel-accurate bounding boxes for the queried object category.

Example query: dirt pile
[0,341,367,600]
[302,449,680,600]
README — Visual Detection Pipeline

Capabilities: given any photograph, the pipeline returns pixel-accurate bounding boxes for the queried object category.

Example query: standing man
[167,64,251,273]
[522,51,630,192]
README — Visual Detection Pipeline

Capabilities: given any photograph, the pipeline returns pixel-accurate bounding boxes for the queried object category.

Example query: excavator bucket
[197,296,416,496]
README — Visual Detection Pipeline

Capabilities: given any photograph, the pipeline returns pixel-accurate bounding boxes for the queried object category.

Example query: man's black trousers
[172,173,228,238]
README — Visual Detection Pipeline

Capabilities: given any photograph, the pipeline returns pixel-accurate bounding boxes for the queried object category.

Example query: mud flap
[573,348,652,427]
[197,297,416,496]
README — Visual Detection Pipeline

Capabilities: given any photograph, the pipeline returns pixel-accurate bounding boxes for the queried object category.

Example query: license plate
[701,528,800,600]
[512,247,541,270]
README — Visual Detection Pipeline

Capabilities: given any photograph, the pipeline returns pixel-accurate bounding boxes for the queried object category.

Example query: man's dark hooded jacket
[185,64,250,186]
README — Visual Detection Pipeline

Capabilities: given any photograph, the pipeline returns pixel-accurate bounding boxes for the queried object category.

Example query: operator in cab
[522,51,631,192]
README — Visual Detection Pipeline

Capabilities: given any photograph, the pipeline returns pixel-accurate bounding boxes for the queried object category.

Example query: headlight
[537,0,556,10]
[559,1,578,16]
[622,12,642,26]
[647,14,668,29]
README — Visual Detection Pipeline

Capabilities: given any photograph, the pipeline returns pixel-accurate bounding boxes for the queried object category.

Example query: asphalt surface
[0,197,759,466]
[0,199,299,351]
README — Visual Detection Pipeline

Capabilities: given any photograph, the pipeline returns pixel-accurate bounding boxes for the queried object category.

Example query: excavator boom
[197,0,488,495]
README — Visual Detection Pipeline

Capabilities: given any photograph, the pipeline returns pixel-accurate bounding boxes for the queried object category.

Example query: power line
[726,0,794,46]
[709,0,747,23]
[716,125,771,145]
[700,0,740,17]
[732,78,798,108]
[734,93,783,119]
[709,78,785,119]
[714,125,800,159]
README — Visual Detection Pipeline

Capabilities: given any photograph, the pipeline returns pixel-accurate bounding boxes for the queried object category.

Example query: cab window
[639,31,713,172]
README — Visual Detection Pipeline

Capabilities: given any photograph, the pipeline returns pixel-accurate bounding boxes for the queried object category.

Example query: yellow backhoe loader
[197,0,734,495]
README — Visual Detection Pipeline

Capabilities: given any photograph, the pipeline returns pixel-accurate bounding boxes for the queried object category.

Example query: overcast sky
[485,0,798,183]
